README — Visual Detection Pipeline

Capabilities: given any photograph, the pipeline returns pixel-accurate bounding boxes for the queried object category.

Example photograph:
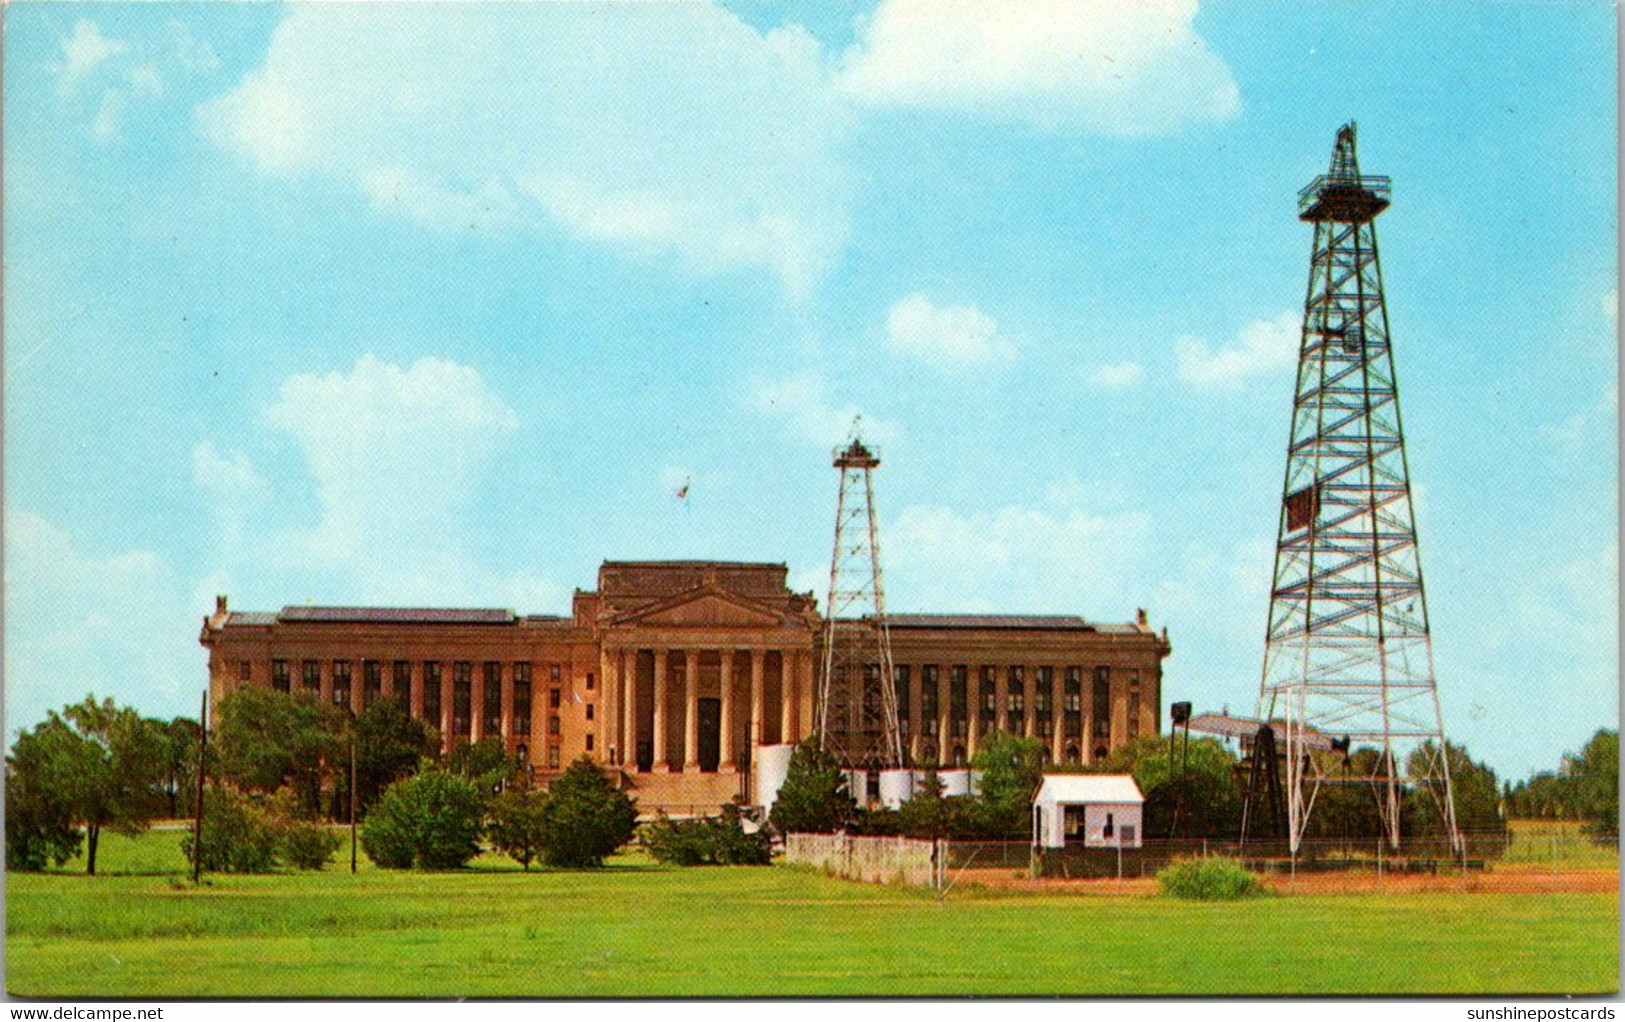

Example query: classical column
[501,661,515,747]
[780,650,796,743]
[719,650,736,770]
[906,665,922,763]
[471,664,486,743]
[994,667,1008,734]
[749,649,766,748]
[937,664,952,755]
[318,661,333,707]
[799,649,816,744]
[1050,667,1066,764]
[683,650,700,771]
[1023,667,1037,738]
[350,665,365,716]
[967,667,983,760]
[409,661,424,719]
[440,660,455,743]
[599,649,617,765]
[621,650,636,770]
[652,649,670,770]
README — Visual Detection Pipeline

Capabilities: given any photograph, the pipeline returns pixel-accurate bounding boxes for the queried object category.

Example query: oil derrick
[1256,123,1461,855]
[816,432,904,774]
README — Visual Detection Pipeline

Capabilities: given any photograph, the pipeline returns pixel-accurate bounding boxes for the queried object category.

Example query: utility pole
[191,690,208,884]
[349,730,358,874]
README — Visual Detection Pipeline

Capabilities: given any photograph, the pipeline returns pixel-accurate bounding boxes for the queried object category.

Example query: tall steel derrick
[1257,123,1461,854]
[816,434,904,772]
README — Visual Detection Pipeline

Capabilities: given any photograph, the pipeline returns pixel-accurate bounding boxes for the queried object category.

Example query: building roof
[225,612,278,626]
[1186,713,1334,751]
[276,606,516,625]
[597,561,792,602]
[1035,774,1144,805]
[886,613,1094,631]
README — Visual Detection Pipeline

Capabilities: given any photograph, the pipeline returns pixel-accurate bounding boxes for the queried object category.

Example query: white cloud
[1174,310,1300,390]
[262,354,523,603]
[884,499,1151,614]
[1086,360,1146,388]
[89,89,124,144]
[172,19,221,73]
[58,19,128,90]
[128,62,164,97]
[196,4,851,299]
[748,370,899,447]
[885,293,1014,369]
[838,0,1240,136]
[191,441,271,559]
[4,511,200,729]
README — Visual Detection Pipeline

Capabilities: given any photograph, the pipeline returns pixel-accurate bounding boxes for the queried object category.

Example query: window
[363,660,382,709]
[920,666,939,720]
[585,704,595,721]
[547,746,560,769]
[423,663,442,724]
[950,666,967,715]
[1064,668,1082,712]
[893,665,911,720]
[1035,667,1052,713]
[1007,667,1024,716]
[585,733,595,751]
[453,662,472,736]
[271,660,290,694]
[483,662,502,732]
[1092,667,1111,739]
[549,688,562,710]
[393,661,411,704]
[1127,676,1141,740]
[332,661,352,707]
[302,660,320,692]
[586,672,595,691]
[980,669,997,714]
[514,663,532,736]
[550,664,562,684]
[549,716,561,736]
[237,660,252,682]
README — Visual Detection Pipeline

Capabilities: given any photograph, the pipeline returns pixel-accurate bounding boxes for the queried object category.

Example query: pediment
[609,587,788,629]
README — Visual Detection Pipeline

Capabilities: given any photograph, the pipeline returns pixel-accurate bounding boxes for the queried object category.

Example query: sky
[4,1,1616,782]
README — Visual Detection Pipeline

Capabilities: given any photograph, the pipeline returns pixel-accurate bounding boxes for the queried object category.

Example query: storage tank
[878,769,915,809]
[753,743,797,811]
[939,768,973,797]
[842,768,869,805]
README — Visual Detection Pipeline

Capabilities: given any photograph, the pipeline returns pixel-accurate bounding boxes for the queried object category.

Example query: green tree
[214,687,342,817]
[361,769,485,870]
[642,801,772,866]
[153,716,201,818]
[1568,729,1618,843]
[5,718,89,871]
[181,787,279,874]
[1099,734,1245,840]
[971,730,1046,837]
[768,738,856,835]
[537,756,638,868]
[352,698,438,814]
[444,737,517,797]
[487,788,549,870]
[1404,740,1509,855]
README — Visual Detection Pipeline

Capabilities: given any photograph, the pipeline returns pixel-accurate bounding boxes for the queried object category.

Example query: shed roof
[1035,774,1144,805]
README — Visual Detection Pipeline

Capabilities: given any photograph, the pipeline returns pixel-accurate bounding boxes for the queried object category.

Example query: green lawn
[1503,819,1620,869]
[8,832,1617,997]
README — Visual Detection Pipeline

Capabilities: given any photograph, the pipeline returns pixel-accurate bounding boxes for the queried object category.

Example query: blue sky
[5,1,1616,781]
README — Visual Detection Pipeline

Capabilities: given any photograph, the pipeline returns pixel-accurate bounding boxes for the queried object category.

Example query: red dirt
[953,867,1617,897]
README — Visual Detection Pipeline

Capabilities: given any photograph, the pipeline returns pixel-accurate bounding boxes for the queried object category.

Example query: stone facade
[199,560,1170,813]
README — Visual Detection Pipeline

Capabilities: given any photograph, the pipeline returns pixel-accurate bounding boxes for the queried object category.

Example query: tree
[181,787,279,874]
[1567,729,1618,843]
[361,769,485,870]
[5,719,87,871]
[487,788,549,870]
[1099,734,1245,840]
[642,801,772,866]
[537,756,638,868]
[352,698,438,814]
[444,738,518,797]
[971,730,1046,837]
[153,716,201,819]
[214,688,342,817]
[768,738,856,835]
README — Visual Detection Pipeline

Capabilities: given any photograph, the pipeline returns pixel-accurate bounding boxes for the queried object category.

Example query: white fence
[783,832,946,889]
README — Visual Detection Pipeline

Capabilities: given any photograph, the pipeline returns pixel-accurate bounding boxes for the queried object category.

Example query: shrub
[1156,857,1263,901]
[487,789,549,870]
[642,804,771,866]
[280,819,343,870]
[769,739,855,835]
[181,787,278,874]
[362,770,484,870]
[537,757,638,868]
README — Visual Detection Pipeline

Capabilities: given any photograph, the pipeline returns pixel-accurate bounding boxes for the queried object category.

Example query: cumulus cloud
[1085,360,1146,388]
[747,370,899,447]
[4,511,199,728]
[886,293,1014,369]
[196,4,851,299]
[885,499,1151,614]
[127,62,164,97]
[262,354,522,602]
[838,0,1240,136]
[1174,311,1301,390]
[57,19,128,90]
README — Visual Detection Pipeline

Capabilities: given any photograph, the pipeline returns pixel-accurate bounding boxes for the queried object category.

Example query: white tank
[753,743,797,811]
[939,768,972,797]
[878,769,915,809]
[842,768,869,805]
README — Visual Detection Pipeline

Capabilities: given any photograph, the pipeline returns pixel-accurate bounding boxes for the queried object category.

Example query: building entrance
[697,697,721,772]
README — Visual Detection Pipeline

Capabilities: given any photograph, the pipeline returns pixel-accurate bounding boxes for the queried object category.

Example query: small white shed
[1031,774,1145,849]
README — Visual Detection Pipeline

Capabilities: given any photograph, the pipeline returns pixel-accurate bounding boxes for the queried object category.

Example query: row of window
[893,665,1140,741]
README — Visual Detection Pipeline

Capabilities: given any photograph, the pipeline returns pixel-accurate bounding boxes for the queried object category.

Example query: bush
[769,739,855,835]
[362,770,484,870]
[1155,857,1263,901]
[280,819,343,870]
[182,787,278,874]
[642,803,771,866]
[487,789,549,870]
[537,757,638,868]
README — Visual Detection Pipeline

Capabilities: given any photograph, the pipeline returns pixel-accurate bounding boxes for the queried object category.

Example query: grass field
[1502,819,1620,869]
[7,831,1617,998]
